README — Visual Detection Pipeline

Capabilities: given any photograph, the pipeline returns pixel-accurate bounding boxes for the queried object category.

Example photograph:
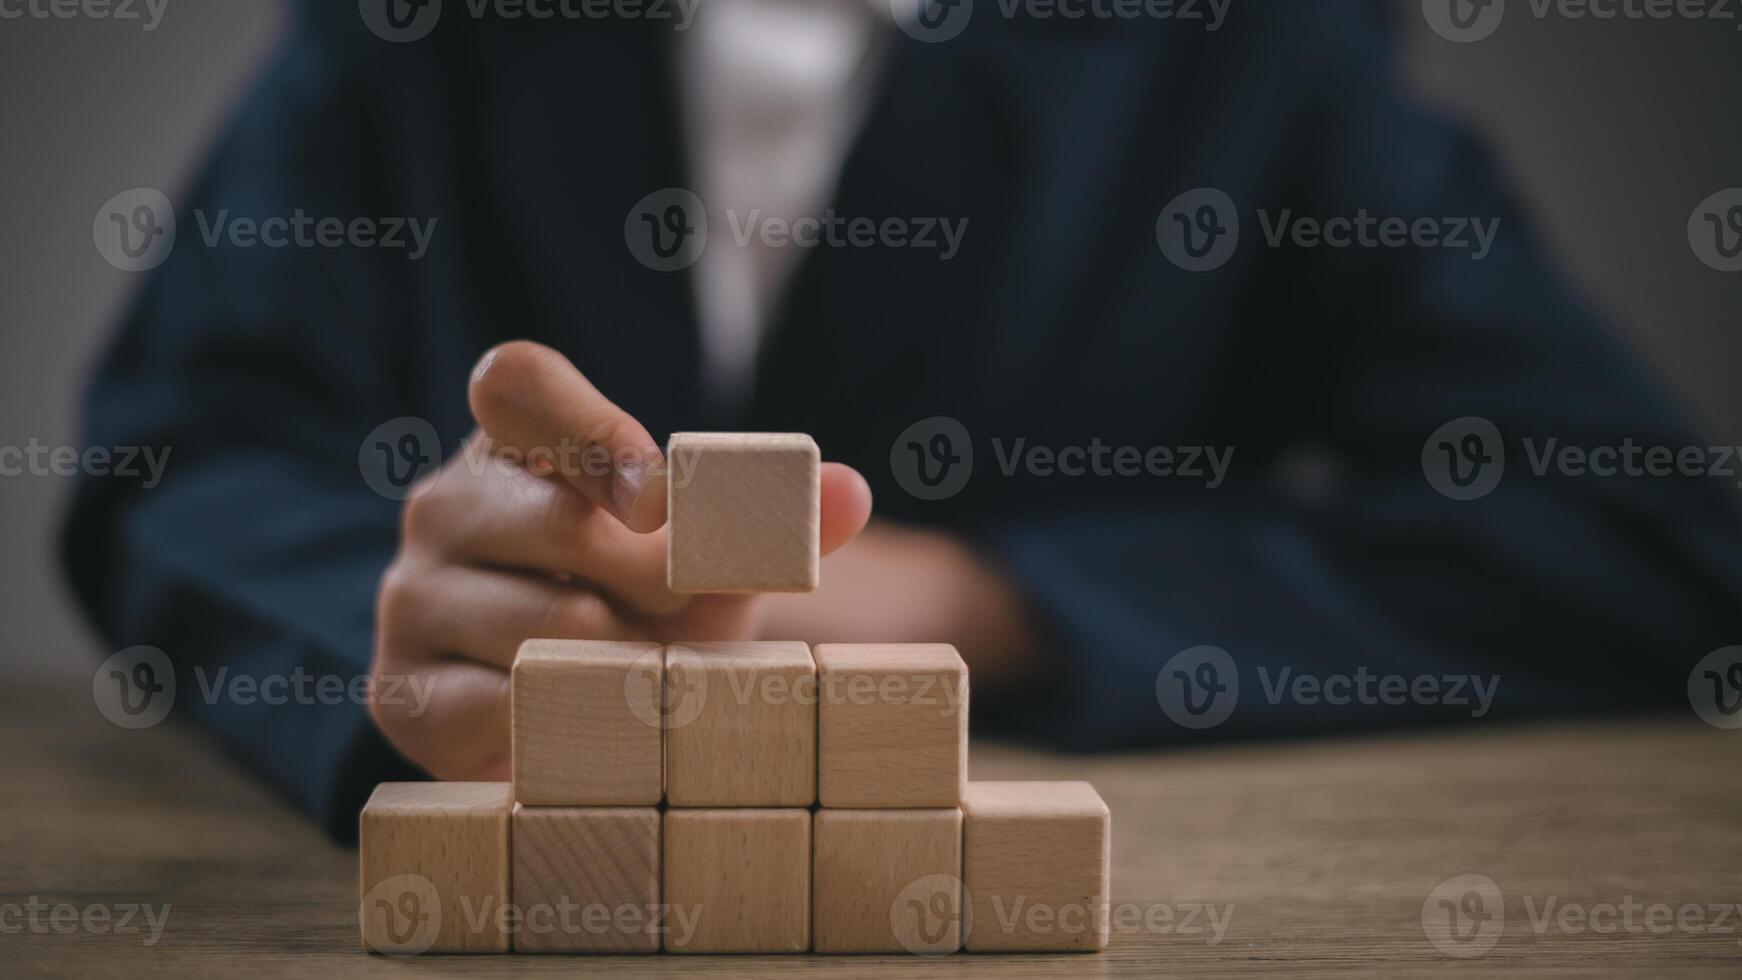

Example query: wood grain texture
[961,781,1110,952]
[510,805,659,953]
[510,639,663,806]
[358,782,510,954]
[666,432,820,593]
[813,808,964,954]
[10,662,1742,977]
[814,644,968,808]
[662,809,812,953]
[665,641,817,807]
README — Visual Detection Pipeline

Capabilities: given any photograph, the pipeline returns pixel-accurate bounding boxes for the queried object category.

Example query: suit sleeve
[976,15,1742,748]
[60,20,440,840]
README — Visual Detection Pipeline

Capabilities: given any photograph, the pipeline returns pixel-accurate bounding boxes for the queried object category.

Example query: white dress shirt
[678,0,920,414]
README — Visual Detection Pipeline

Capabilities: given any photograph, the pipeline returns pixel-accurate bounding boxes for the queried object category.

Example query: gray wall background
[2,1,1739,679]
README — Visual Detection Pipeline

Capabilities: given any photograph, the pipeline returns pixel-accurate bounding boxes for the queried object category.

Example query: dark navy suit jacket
[63,1,1742,840]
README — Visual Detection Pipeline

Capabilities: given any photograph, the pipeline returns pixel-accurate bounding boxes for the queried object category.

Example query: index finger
[468,340,666,532]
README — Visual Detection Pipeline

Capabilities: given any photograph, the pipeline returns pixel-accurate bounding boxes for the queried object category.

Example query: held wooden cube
[663,809,811,953]
[813,809,964,954]
[666,432,820,593]
[665,641,817,807]
[962,781,1112,952]
[511,805,660,953]
[511,640,663,806]
[359,782,510,954]
[815,644,968,808]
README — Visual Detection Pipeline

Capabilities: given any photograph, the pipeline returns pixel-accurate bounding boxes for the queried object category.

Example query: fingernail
[612,453,658,519]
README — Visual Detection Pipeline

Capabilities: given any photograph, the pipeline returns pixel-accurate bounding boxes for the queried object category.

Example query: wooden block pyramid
[359,433,1111,955]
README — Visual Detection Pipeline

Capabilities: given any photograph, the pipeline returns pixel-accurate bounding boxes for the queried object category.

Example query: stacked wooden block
[359,433,1111,955]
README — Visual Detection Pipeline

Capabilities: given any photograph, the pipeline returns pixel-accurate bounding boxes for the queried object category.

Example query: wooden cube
[662,809,811,953]
[961,781,1111,952]
[359,782,510,954]
[666,432,820,593]
[511,639,663,806]
[815,644,968,808]
[813,809,964,954]
[511,805,660,953]
[665,641,817,807]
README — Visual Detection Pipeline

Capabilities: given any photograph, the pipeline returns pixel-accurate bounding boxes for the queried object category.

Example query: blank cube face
[359,782,511,954]
[666,432,820,593]
[662,810,811,953]
[511,806,660,953]
[665,641,817,807]
[813,809,964,954]
[511,640,663,806]
[815,644,968,808]
[962,781,1111,952]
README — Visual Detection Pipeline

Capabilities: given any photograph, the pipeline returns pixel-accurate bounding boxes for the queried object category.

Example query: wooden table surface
[4,664,1738,978]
